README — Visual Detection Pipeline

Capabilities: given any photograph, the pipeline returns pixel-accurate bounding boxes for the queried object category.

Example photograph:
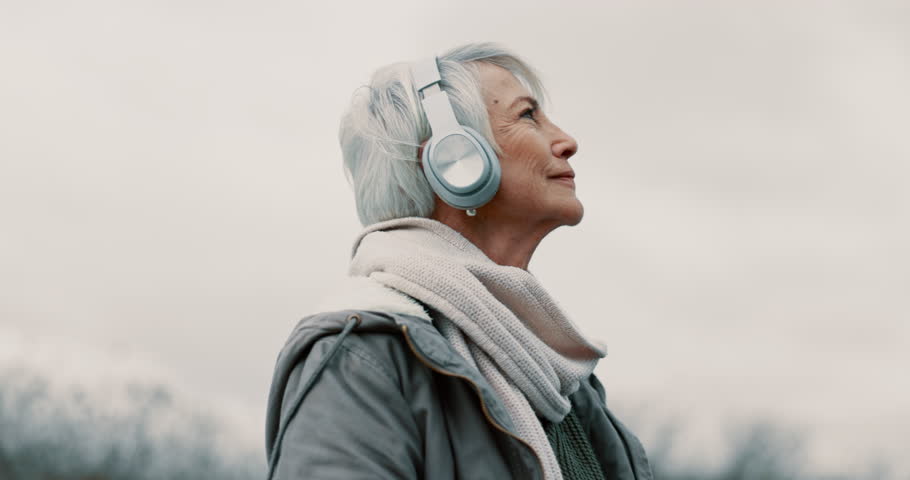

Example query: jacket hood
[314,275,431,322]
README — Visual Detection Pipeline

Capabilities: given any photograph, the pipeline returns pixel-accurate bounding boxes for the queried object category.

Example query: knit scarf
[349,217,606,480]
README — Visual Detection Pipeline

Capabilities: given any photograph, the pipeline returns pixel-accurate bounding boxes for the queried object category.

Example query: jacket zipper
[400,324,545,480]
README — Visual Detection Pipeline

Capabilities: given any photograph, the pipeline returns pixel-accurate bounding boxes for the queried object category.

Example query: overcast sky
[1,1,908,476]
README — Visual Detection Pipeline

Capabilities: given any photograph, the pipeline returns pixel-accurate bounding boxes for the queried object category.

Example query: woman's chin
[557,199,585,227]
[568,204,584,226]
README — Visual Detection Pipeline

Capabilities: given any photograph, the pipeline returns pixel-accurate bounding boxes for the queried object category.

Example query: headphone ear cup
[422,127,500,210]
[462,126,499,178]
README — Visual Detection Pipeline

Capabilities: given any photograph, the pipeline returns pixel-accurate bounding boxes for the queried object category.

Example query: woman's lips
[551,175,575,188]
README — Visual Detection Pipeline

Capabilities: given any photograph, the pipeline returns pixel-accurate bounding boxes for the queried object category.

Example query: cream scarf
[349,217,606,480]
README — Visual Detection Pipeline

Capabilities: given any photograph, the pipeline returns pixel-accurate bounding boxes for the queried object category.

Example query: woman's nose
[552,128,579,160]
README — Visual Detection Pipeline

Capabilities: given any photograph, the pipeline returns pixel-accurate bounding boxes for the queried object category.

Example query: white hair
[338,42,547,226]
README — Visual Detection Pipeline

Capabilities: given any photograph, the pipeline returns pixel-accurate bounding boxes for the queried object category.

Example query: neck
[431,205,557,270]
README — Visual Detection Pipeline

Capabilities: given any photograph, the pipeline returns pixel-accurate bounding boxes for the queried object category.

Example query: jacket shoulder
[265,310,431,448]
[266,311,428,479]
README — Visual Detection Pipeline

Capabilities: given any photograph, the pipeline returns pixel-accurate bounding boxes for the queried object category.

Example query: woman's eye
[520,107,537,121]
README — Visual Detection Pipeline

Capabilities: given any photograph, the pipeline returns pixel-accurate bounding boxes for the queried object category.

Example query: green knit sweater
[542,410,606,480]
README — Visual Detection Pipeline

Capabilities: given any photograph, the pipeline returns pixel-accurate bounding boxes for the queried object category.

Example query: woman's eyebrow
[508,95,539,110]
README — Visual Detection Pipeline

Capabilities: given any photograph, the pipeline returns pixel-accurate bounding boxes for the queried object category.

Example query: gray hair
[338,42,546,226]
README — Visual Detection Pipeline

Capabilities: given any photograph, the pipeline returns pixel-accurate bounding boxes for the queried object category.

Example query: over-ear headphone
[411,57,500,215]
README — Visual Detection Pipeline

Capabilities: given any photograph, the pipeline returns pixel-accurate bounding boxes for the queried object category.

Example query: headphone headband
[413,57,460,134]
[412,56,442,91]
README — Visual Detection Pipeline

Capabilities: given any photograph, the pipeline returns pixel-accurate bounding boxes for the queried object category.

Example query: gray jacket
[265,310,653,480]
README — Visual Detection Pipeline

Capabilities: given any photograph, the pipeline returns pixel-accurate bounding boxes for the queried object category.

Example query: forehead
[475,63,531,106]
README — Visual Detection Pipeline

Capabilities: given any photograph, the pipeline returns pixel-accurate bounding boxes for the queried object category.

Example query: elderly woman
[264,43,652,480]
